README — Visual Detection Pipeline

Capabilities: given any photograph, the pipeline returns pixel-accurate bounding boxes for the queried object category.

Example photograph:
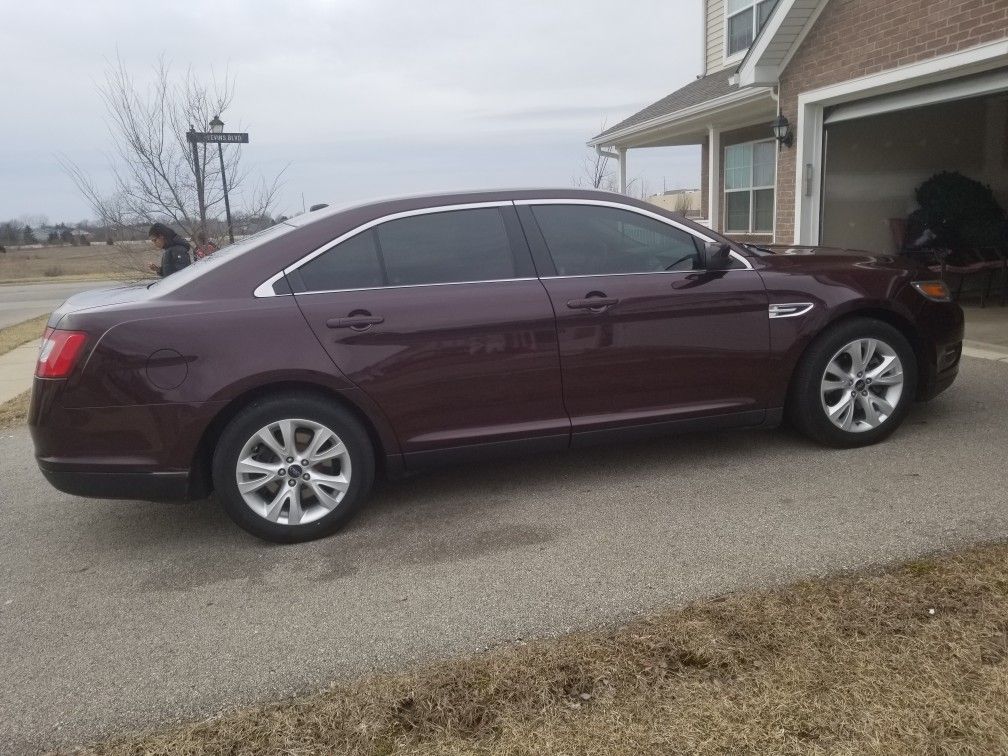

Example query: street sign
[186,131,250,144]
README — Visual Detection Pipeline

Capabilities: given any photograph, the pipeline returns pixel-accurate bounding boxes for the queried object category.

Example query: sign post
[187,121,250,244]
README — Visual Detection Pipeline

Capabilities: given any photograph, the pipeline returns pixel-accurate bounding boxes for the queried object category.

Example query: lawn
[0,390,29,429]
[70,542,1008,755]
[0,243,159,283]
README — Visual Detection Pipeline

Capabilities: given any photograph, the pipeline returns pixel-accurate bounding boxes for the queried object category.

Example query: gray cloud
[0,0,704,220]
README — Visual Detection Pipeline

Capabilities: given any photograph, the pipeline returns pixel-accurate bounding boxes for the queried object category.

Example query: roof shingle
[592,68,737,142]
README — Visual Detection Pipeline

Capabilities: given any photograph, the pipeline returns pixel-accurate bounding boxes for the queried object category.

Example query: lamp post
[186,121,248,245]
[187,125,207,236]
[210,115,235,243]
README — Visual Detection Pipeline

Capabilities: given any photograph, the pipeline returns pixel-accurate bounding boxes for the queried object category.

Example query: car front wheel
[212,395,375,542]
[788,318,918,448]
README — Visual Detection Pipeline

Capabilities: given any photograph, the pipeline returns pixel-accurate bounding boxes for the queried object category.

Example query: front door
[517,201,770,438]
[289,204,568,458]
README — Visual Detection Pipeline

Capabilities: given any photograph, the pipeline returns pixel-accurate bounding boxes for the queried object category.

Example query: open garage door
[820,73,1008,255]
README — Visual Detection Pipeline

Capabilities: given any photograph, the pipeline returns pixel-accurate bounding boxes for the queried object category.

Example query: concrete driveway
[1,356,1006,753]
[0,280,118,330]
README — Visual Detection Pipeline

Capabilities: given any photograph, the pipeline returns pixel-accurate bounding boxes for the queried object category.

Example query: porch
[588,69,778,240]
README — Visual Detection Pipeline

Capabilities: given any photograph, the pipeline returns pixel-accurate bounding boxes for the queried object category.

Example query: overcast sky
[1,0,704,222]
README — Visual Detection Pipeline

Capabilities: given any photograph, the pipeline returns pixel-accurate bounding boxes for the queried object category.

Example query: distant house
[589,0,1008,251]
[646,189,703,216]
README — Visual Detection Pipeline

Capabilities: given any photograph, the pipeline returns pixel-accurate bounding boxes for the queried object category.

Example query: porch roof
[587,68,775,149]
[590,69,736,143]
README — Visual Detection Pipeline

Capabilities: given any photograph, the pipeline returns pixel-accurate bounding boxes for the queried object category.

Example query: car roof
[285,188,641,228]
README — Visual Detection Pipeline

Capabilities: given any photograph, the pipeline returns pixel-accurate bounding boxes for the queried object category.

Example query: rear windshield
[148,222,297,293]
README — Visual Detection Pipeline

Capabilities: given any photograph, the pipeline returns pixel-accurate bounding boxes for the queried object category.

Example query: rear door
[288,203,569,459]
[516,201,770,440]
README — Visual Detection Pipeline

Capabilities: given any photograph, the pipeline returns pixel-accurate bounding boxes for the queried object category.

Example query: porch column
[707,126,720,231]
[617,147,628,194]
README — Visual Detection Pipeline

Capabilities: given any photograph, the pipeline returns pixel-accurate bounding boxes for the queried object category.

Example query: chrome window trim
[253,196,755,298]
[254,200,514,298]
[513,198,754,271]
[539,269,751,281]
[289,277,539,298]
[768,302,815,319]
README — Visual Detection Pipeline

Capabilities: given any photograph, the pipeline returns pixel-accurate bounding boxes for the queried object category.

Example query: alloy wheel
[235,418,352,526]
[820,338,904,433]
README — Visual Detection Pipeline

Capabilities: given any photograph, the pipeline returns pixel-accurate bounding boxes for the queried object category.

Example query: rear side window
[289,231,384,292]
[376,208,514,286]
[531,205,708,276]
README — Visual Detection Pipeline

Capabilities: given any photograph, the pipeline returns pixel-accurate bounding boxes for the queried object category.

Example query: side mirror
[702,241,733,271]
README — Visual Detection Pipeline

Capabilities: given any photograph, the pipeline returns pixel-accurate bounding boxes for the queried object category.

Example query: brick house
[589,0,1008,251]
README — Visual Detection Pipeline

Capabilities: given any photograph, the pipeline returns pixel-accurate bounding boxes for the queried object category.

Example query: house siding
[775,0,1008,242]
[706,0,729,73]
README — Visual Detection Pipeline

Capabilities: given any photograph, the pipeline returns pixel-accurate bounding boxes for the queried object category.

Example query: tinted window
[531,205,703,276]
[376,208,515,286]
[292,230,384,292]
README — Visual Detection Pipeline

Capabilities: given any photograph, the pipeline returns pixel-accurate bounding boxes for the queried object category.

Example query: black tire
[212,394,375,543]
[787,317,917,448]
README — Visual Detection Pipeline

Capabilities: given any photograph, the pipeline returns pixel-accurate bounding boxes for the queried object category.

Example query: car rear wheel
[212,395,374,542]
[788,318,917,448]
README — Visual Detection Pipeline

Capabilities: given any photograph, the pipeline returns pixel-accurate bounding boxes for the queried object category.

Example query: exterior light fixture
[209,115,224,134]
[772,114,793,150]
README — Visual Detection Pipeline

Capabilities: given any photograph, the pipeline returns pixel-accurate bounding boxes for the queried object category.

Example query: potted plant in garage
[903,171,1007,305]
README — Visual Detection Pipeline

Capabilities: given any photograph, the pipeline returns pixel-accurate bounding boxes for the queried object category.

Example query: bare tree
[576,147,617,191]
[20,213,49,228]
[575,119,619,191]
[673,192,694,215]
[60,55,283,275]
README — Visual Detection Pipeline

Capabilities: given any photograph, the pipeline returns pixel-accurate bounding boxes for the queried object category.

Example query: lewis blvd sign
[186,131,249,144]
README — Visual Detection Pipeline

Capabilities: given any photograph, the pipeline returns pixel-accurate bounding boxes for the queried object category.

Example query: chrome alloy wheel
[235,418,352,526]
[820,338,904,433]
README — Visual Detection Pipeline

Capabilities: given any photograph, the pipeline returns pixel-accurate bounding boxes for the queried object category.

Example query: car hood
[49,282,154,326]
[751,244,922,273]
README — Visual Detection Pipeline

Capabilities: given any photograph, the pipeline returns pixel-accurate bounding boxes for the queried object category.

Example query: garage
[819,70,1008,280]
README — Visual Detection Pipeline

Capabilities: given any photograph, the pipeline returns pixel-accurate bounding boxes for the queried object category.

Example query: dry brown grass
[0,390,30,429]
[0,244,159,283]
[0,313,50,357]
[67,543,1008,756]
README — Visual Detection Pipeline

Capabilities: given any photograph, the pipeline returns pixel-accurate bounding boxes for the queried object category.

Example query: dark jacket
[159,240,192,277]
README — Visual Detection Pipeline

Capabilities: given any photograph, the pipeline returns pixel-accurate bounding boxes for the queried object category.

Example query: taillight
[36,328,88,379]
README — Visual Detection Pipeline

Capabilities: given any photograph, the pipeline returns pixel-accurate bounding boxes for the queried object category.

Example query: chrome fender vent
[769,303,814,319]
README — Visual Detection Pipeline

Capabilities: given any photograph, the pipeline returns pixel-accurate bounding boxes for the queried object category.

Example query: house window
[726,0,777,57]
[724,140,776,234]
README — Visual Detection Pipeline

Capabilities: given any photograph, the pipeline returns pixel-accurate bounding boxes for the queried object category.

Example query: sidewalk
[962,304,1008,362]
[0,341,39,404]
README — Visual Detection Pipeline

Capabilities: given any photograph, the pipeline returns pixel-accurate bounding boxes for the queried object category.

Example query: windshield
[148,222,297,294]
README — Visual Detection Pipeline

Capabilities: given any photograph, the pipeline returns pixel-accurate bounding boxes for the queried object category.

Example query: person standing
[147,223,192,277]
[193,231,219,261]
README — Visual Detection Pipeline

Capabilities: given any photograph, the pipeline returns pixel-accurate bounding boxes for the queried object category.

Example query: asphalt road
[1,357,1006,753]
[0,281,117,329]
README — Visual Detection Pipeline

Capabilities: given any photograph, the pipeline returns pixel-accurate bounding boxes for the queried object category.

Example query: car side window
[289,230,385,292]
[531,205,712,276]
[376,208,515,286]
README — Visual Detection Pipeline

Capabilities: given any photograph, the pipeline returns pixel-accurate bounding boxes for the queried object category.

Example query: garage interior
[821,86,1008,257]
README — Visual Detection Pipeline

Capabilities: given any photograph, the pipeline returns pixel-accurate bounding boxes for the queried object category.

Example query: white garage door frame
[793,39,1008,245]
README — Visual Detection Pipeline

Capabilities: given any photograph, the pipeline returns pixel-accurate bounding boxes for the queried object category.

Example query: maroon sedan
[30,190,963,542]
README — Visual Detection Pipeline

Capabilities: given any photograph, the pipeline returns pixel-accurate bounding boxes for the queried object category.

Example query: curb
[962,340,1008,363]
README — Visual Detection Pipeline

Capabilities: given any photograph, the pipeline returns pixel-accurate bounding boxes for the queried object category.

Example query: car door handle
[326,315,384,330]
[566,297,619,310]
